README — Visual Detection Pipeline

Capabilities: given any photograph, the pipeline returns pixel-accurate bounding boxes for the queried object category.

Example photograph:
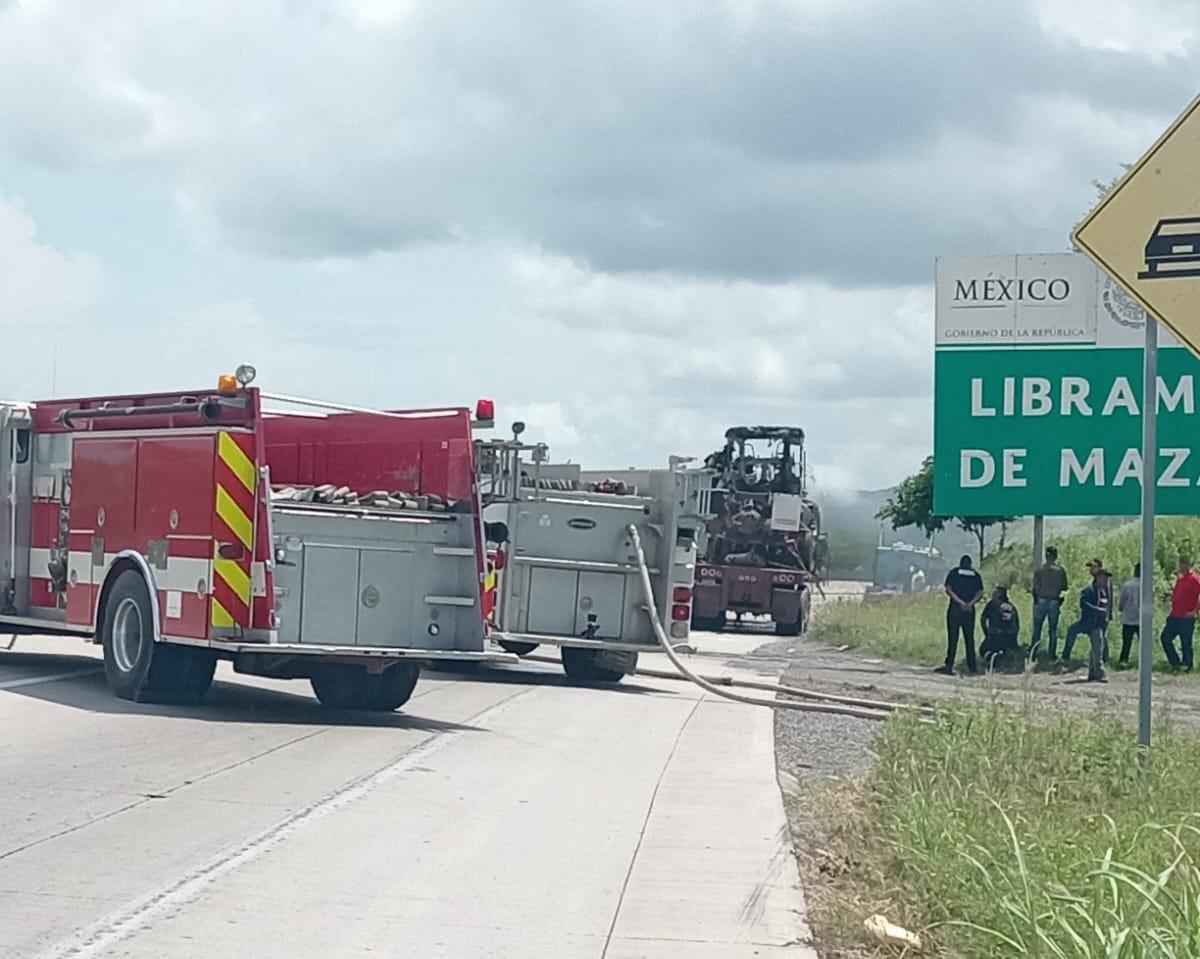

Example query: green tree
[876,456,943,540]
[955,515,1015,564]
[878,457,1017,561]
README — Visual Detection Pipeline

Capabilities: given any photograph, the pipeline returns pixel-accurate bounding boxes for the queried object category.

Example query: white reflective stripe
[67,551,211,594]
[61,551,266,599]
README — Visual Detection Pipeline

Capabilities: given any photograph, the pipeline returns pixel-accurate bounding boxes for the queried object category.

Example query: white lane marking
[0,669,99,691]
[37,686,537,959]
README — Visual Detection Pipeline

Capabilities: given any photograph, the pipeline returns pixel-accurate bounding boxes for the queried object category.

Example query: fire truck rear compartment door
[300,545,360,645]
[526,567,577,636]
[356,549,415,647]
[575,571,626,639]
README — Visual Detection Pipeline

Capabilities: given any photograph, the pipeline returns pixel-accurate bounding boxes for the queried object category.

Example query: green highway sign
[933,253,1200,516]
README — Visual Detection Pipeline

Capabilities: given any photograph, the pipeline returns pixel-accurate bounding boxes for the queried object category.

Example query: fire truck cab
[0,380,508,708]
[477,436,709,682]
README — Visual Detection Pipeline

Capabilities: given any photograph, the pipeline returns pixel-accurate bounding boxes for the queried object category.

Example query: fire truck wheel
[365,662,420,711]
[561,647,628,684]
[309,664,368,709]
[178,649,217,702]
[498,640,538,656]
[101,570,160,700]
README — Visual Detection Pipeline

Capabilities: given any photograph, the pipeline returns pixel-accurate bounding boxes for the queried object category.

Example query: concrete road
[0,636,813,958]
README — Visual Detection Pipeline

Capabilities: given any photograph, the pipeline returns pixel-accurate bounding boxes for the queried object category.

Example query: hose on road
[625,524,920,722]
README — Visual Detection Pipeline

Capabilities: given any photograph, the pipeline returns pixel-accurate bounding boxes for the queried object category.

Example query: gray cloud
[1,0,1195,285]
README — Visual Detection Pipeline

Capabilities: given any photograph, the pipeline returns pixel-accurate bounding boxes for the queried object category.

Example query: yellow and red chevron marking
[483,563,498,626]
[211,431,258,630]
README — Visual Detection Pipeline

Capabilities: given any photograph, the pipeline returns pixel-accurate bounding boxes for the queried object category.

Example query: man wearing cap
[1161,555,1200,672]
[1030,546,1068,660]
[937,554,983,675]
[1063,559,1107,681]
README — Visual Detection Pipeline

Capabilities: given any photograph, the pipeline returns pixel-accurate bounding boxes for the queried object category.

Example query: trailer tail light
[697,566,721,582]
[475,399,495,423]
[672,586,692,604]
[671,604,690,621]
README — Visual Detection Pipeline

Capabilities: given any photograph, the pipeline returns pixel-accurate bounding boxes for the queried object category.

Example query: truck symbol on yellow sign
[1139,218,1200,279]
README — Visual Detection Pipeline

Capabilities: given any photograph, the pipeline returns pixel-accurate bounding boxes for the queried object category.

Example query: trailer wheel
[774,615,802,637]
[101,571,158,700]
[498,640,539,656]
[561,647,632,684]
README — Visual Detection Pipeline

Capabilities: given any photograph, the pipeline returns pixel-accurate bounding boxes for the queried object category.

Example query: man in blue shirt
[1063,560,1107,681]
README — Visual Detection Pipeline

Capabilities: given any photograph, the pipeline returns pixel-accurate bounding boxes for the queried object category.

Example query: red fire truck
[0,373,509,708]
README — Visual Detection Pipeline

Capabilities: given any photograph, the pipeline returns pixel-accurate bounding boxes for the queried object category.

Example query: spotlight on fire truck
[235,364,257,386]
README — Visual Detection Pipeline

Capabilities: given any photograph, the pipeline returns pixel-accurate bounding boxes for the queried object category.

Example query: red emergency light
[475,399,495,423]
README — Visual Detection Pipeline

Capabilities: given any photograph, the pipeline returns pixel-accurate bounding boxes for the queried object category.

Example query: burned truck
[692,426,826,635]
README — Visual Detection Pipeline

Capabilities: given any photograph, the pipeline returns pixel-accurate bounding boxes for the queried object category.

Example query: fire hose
[624,524,929,722]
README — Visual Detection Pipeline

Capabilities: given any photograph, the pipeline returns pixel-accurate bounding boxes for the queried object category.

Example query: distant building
[872,542,949,592]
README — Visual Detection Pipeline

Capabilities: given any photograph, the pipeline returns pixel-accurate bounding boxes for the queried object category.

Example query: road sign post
[1139,318,1156,752]
[1074,92,1200,753]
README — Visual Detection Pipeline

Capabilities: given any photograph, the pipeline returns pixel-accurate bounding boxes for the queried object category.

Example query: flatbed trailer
[0,377,511,708]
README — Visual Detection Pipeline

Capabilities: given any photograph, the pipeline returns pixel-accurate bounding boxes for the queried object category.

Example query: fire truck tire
[561,647,629,684]
[178,649,218,702]
[498,640,539,656]
[365,662,420,711]
[310,662,420,711]
[101,570,163,701]
[309,665,368,709]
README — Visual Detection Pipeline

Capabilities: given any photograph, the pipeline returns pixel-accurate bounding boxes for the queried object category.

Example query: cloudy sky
[0,0,1194,490]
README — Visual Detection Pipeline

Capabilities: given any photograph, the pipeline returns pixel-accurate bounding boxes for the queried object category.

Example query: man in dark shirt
[1030,546,1068,659]
[937,555,983,675]
[1161,555,1200,671]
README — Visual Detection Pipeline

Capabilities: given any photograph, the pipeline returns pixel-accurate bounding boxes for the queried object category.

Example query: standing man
[1063,561,1107,681]
[1117,563,1141,666]
[1161,555,1200,672]
[1093,563,1114,664]
[937,554,983,675]
[1030,546,1068,660]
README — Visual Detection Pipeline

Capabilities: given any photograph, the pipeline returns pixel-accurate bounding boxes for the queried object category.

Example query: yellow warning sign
[1073,93,1200,357]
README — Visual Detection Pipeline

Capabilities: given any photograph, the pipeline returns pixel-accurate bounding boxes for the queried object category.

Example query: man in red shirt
[1161,555,1200,671]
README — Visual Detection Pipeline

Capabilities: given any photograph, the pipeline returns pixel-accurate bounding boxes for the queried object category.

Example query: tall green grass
[876,704,1200,957]
[814,518,1200,670]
